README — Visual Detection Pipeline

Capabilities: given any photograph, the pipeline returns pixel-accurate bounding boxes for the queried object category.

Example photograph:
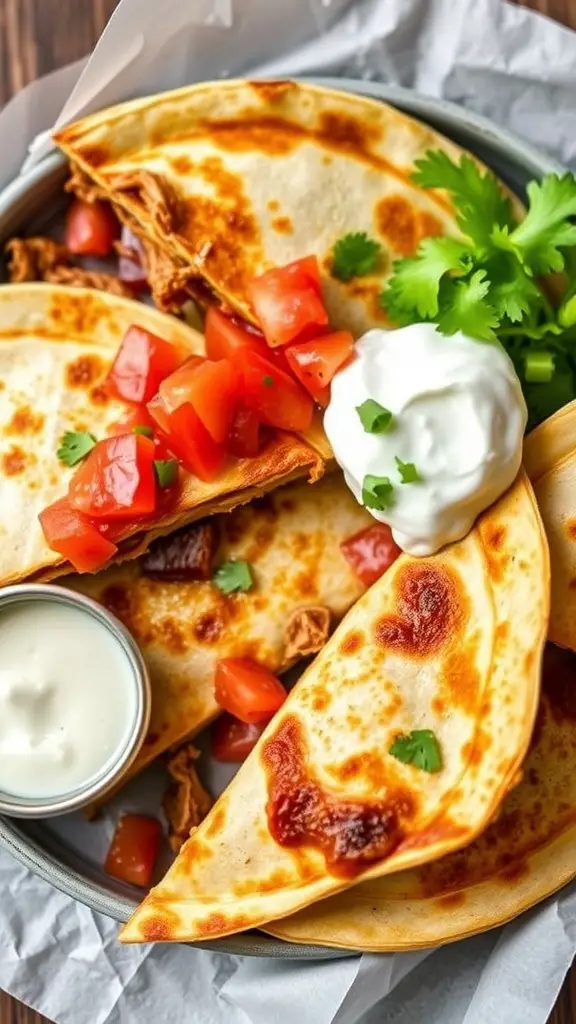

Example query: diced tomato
[118,225,148,291]
[160,357,239,443]
[105,325,184,405]
[239,350,313,432]
[148,393,225,481]
[340,523,401,586]
[248,255,329,348]
[104,815,161,888]
[210,714,267,762]
[108,404,155,436]
[69,433,156,519]
[38,497,117,573]
[65,198,120,257]
[205,307,268,362]
[226,405,262,458]
[285,331,354,404]
[214,657,287,724]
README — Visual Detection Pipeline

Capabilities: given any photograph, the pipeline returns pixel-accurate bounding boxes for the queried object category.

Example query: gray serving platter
[0,77,563,959]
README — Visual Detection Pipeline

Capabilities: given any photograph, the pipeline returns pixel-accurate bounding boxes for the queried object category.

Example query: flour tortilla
[0,283,322,586]
[120,471,549,944]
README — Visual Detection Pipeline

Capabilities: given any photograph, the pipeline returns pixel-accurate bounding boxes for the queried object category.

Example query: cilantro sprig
[57,431,97,467]
[389,729,443,773]
[213,560,254,594]
[331,232,382,282]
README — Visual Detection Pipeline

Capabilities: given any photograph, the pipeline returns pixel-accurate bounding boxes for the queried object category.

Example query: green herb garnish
[154,459,178,488]
[356,399,393,434]
[331,232,382,282]
[133,425,153,438]
[213,560,254,594]
[524,351,555,384]
[389,730,443,773]
[262,375,274,388]
[361,474,394,511]
[395,457,421,484]
[56,431,97,467]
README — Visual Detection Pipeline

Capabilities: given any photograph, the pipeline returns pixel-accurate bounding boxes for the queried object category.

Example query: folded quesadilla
[0,283,322,587]
[120,471,549,944]
[524,401,576,653]
[66,472,370,782]
[267,643,576,950]
[54,80,522,339]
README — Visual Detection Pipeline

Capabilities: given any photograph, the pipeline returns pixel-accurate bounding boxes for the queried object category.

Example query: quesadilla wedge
[120,471,549,944]
[524,400,576,652]
[267,643,576,950]
[65,472,371,784]
[0,283,322,587]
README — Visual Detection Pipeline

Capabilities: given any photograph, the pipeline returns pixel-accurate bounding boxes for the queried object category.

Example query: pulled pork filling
[283,606,332,665]
[4,235,132,297]
[163,743,214,853]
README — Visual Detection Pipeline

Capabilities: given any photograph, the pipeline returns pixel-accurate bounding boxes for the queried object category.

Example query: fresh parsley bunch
[381,152,576,427]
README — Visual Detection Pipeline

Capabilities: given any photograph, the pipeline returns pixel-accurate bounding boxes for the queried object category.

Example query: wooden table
[0,0,575,1020]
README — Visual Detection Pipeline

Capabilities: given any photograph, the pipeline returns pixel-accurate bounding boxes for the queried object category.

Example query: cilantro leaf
[133,425,153,437]
[213,560,254,594]
[154,459,178,487]
[262,375,274,387]
[331,232,382,282]
[395,457,421,483]
[389,729,443,773]
[362,474,394,511]
[483,253,543,324]
[383,237,470,321]
[57,431,97,467]
[356,399,393,434]
[437,270,499,341]
[494,173,576,275]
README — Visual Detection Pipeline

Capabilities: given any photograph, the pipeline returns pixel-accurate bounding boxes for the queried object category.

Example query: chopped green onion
[395,457,421,484]
[361,474,394,511]
[133,425,153,438]
[154,459,178,487]
[356,399,393,434]
[524,351,555,384]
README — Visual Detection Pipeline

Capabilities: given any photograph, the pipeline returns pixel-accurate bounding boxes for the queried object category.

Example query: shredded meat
[108,169,179,234]
[65,162,108,204]
[283,606,332,664]
[5,236,69,282]
[44,264,132,296]
[139,236,200,314]
[163,743,213,853]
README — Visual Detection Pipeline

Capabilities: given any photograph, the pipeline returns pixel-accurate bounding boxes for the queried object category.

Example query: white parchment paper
[1,0,576,1021]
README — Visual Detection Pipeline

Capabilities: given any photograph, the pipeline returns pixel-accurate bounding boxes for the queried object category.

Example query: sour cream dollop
[324,324,527,556]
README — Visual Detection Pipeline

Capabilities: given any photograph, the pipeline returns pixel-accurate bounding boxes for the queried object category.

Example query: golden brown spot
[158,619,186,654]
[248,80,293,102]
[0,381,5,391]
[204,805,227,840]
[498,861,528,884]
[347,280,390,323]
[66,354,105,388]
[90,384,109,405]
[295,571,317,598]
[170,154,193,175]
[267,199,280,212]
[485,524,506,551]
[435,892,466,909]
[318,111,382,150]
[74,143,109,168]
[432,697,446,714]
[193,611,224,644]
[340,630,364,655]
[2,446,27,477]
[375,562,466,659]
[4,406,44,435]
[139,915,173,942]
[197,912,229,936]
[322,156,332,166]
[271,215,293,234]
[441,640,481,715]
[567,521,576,539]
[495,621,510,643]
[376,195,418,256]
[311,691,331,713]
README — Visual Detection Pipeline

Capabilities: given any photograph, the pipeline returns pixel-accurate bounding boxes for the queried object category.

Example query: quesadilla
[66,472,371,781]
[524,400,576,652]
[267,642,576,950]
[54,80,522,339]
[120,471,549,944]
[0,283,322,587]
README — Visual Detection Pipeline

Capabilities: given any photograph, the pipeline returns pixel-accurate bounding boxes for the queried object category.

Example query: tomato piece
[210,714,267,762]
[38,497,117,573]
[239,350,313,432]
[65,198,120,257]
[226,405,262,458]
[108,404,155,436]
[69,433,156,519]
[285,331,354,404]
[104,814,161,888]
[205,307,268,361]
[214,657,287,724]
[148,394,225,481]
[105,325,184,405]
[340,523,401,586]
[247,256,329,347]
[160,357,239,443]
[118,225,148,291]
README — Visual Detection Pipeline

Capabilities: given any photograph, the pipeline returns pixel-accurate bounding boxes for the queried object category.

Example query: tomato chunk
[285,331,354,404]
[104,814,161,888]
[248,256,329,348]
[240,350,313,432]
[108,404,155,436]
[148,394,225,481]
[69,433,156,519]
[39,497,117,573]
[210,714,267,762]
[340,523,401,586]
[226,405,262,458]
[160,357,239,443]
[214,657,287,724]
[205,307,268,362]
[65,198,119,256]
[105,325,183,405]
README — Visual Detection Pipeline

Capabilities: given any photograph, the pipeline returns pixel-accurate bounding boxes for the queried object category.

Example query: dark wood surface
[0,0,575,1021]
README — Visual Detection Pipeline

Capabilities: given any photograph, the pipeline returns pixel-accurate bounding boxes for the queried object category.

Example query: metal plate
[0,77,562,958]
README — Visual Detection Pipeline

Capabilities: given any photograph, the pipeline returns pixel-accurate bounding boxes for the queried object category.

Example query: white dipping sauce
[0,601,137,799]
[324,324,527,556]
